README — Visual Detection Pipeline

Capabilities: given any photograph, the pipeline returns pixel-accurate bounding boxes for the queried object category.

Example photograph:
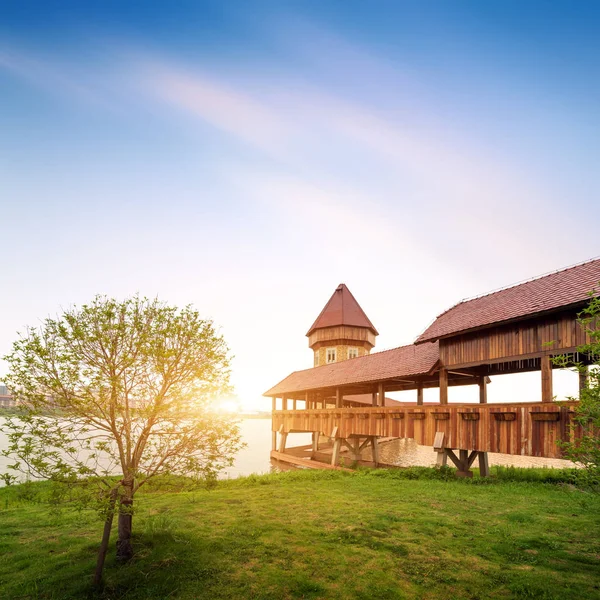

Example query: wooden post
[278,430,288,454]
[330,427,340,466]
[479,376,487,404]
[433,431,447,467]
[305,391,309,410]
[478,452,490,477]
[417,384,423,406]
[372,391,377,406]
[336,388,342,408]
[293,398,297,410]
[437,450,448,467]
[282,395,287,411]
[378,382,385,407]
[271,397,277,451]
[456,449,474,478]
[371,437,379,465]
[439,368,448,405]
[477,379,489,475]
[579,367,588,398]
[541,355,553,402]
[331,439,341,466]
[352,437,361,462]
[311,432,320,456]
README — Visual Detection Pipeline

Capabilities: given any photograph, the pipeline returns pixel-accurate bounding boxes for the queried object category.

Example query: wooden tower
[307,284,378,367]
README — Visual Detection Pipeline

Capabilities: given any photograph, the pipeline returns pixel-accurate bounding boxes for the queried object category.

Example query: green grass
[1,468,599,599]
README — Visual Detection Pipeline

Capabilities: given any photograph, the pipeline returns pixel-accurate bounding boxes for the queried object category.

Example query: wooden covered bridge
[264,259,599,476]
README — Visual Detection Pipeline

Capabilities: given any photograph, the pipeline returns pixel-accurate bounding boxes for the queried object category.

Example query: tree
[1,295,242,582]
[555,291,600,482]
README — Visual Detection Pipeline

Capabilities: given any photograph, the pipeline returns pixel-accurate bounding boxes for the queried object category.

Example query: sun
[214,398,242,414]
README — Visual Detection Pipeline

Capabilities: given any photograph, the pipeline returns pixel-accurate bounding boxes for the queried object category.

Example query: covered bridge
[265,258,599,475]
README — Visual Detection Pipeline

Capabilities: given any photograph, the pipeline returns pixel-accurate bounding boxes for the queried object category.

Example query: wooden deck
[272,401,580,459]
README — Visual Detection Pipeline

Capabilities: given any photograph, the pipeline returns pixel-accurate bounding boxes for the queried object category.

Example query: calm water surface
[0,417,573,485]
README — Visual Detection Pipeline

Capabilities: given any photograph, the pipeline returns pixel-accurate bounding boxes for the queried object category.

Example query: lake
[0,417,574,485]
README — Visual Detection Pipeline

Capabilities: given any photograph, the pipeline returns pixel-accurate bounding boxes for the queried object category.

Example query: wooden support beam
[271,400,277,450]
[352,437,361,461]
[336,388,342,409]
[478,452,490,477]
[446,448,474,477]
[436,450,448,467]
[359,438,371,453]
[378,382,385,407]
[445,449,462,469]
[331,439,342,466]
[372,391,377,406]
[305,391,310,410]
[433,431,446,467]
[541,355,553,402]
[293,398,297,410]
[417,384,423,406]
[439,368,448,405]
[270,450,353,472]
[467,450,478,468]
[448,370,477,377]
[479,376,487,404]
[282,395,288,411]
[371,437,379,465]
[278,431,288,454]
[311,432,320,456]
[341,439,354,453]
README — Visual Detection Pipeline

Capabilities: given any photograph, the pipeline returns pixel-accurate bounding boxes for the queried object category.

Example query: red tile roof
[307,283,378,336]
[417,258,600,343]
[264,342,439,396]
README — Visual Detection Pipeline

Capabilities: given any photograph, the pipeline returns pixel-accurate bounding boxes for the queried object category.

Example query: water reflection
[0,418,575,485]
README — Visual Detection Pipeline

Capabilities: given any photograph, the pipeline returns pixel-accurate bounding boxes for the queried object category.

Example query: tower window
[314,352,319,367]
[326,348,337,364]
[348,347,359,359]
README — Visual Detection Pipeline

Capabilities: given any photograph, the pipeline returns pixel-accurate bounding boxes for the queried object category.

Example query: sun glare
[215,398,242,414]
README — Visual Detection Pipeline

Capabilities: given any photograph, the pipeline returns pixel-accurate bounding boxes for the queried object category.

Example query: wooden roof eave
[264,370,480,400]
[417,301,590,345]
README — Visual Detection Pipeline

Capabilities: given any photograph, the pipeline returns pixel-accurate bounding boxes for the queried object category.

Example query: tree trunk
[93,488,118,586]
[116,482,134,562]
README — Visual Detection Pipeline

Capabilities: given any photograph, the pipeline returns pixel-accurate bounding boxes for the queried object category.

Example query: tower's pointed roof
[306,284,378,336]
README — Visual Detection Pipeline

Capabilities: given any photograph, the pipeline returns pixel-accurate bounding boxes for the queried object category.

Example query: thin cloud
[0,47,119,111]
[136,61,295,154]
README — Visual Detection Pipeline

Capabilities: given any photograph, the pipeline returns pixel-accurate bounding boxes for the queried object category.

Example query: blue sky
[1,1,599,408]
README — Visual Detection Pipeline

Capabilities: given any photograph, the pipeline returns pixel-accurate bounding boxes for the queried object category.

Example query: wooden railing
[272,401,580,459]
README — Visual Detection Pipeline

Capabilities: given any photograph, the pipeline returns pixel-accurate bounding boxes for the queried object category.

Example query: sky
[1,1,599,410]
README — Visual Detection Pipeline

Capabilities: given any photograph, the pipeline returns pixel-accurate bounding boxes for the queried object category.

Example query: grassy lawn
[0,469,599,599]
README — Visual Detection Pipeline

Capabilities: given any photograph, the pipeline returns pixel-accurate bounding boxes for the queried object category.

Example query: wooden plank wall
[441,311,590,367]
[272,402,580,459]
[308,325,376,348]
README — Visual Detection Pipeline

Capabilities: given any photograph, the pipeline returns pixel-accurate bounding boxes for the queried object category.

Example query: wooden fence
[272,401,581,459]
